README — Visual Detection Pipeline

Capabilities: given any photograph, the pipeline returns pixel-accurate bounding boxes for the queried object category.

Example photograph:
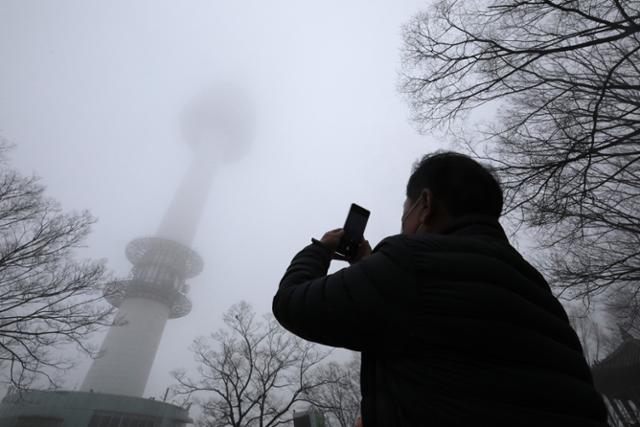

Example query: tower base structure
[0,389,192,427]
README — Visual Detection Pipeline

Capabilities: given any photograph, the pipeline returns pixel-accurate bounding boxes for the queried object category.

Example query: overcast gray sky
[0,0,439,397]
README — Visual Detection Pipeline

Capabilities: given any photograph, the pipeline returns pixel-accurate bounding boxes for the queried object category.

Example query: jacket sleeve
[272,237,416,352]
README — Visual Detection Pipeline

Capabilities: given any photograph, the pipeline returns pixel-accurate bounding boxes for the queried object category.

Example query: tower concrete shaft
[80,297,171,396]
[156,155,217,247]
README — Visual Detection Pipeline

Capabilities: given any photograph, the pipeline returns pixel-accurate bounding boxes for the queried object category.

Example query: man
[273,152,608,426]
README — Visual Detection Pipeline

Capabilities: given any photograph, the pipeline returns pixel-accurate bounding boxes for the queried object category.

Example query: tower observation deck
[81,89,253,397]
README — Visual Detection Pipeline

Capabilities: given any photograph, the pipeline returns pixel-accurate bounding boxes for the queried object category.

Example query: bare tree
[600,284,640,340]
[401,0,640,306]
[304,355,360,427]
[0,141,113,389]
[566,304,618,364]
[172,302,338,427]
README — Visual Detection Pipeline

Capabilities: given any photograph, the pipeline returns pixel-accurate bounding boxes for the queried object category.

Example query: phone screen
[344,205,369,236]
[337,203,370,257]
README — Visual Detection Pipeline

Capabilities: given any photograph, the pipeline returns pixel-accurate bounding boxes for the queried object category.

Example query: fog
[0,0,438,397]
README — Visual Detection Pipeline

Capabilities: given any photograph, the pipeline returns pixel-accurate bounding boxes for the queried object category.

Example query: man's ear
[418,189,433,224]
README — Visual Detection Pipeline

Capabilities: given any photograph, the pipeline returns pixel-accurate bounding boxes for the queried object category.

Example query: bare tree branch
[304,355,361,427]
[401,0,640,312]
[0,139,114,389]
[171,302,339,427]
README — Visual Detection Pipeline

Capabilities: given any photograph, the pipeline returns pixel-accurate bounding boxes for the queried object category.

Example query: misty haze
[1,1,638,426]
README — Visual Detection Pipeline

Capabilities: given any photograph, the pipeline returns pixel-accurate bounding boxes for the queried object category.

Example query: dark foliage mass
[401,0,640,318]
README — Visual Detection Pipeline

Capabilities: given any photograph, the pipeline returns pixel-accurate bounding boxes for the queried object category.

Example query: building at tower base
[0,389,192,427]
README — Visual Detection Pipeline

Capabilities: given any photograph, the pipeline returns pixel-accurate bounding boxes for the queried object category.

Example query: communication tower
[81,89,253,396]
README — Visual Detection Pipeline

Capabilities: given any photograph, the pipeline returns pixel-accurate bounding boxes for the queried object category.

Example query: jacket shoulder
[373,233,489,266]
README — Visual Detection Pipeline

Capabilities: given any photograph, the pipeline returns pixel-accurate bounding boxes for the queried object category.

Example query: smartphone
[336,203,370,258]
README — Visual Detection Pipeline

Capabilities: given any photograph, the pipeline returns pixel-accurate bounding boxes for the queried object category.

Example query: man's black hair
[406,151,503,218]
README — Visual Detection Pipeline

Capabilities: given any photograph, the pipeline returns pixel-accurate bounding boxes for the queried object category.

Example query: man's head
[401,151,503,234]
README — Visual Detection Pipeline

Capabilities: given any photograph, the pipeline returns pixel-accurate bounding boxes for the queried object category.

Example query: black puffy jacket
[273,216,608,426]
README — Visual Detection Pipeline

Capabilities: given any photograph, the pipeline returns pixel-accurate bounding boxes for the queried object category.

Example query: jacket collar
[440,215,509,242]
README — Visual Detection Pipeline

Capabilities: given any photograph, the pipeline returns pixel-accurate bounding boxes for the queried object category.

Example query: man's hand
[350,239,372,264]
[320,228,344,252]
[319,228,372,264]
